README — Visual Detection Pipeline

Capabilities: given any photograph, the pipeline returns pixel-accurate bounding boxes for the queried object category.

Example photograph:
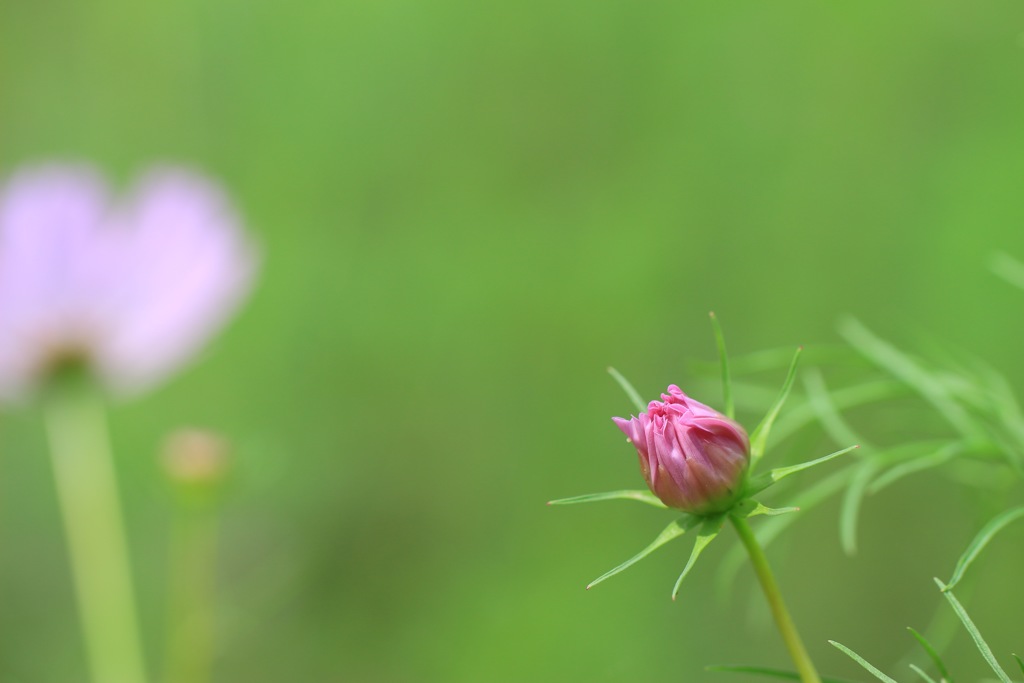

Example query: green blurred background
[3,1,1024,681]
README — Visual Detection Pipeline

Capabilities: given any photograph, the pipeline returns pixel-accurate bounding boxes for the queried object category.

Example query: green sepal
[749,347,803,471]
[934,579,1013,683]
[709,311,735,420]
[733,499,799,518]
[607,366,646,413]
[671,514,725,600]
[945,506,1024,590]
[716,465,852,595]
[828,640,899,683]
[547,490,666,509]
[906,627,952,683]
[746,444,859,496]
[586,516,698,590]
[705,665,860,683]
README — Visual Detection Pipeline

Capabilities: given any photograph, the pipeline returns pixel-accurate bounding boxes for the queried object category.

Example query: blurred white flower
[0,163,257,401]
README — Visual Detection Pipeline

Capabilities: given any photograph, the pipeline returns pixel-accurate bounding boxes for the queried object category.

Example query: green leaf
[944,458,1016,490]
[867,444,961,496]
[706,665,861,683]
[907,627,952,683]
[829,640,899,683]
[838,318,984,442]
[967,360,1024,474]
[749,347,803,470]
[917,347,1024,476]
[909,664,938,683]
[803,368,872,450]
[772,379,906,446]
[1012,654,1024,677]
[747,444,859,495]
[839,459,879,556]
[991,251,1024,291]
[671,514,725,600]
[547,490,666,508]
[709,311,735,420]
[607,366,646,413]
[934,580,1013,683]
[586,516,697,590]
[698,344,857,375]
[945,506,1024,590]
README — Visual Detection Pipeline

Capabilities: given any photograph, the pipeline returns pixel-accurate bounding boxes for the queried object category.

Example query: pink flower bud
[613,385,750,514]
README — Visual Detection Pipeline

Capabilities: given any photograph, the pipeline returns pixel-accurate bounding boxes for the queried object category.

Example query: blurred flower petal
[0,163,257,401]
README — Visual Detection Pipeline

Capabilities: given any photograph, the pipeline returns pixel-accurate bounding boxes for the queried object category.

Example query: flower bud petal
[613,388,749,514]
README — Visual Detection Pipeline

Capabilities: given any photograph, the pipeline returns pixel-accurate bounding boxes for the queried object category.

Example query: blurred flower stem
[44,376,147,683]
[162,429,230,683]
[730,514,820,683]
[165,500,218,683]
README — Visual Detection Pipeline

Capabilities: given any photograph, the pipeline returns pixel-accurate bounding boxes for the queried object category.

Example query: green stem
[730,514,821,683]
[165,500,219,683]
[45,381,147,683]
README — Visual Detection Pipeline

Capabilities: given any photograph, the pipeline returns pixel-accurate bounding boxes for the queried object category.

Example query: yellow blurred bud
[161,429,230,486]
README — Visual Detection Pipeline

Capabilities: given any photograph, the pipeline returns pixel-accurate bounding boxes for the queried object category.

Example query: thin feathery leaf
[934,580,1013,683]
[895,588,968,677]
[924,349,1024,476]
[991,251,1024,291]
[607,366,646,413]
[838,318,984,442]
[586,516,697,589]
[804,368,872,450]
[547,490,666,508]
[839,460,879,556]
[671,515,725,600]
[709,312,735,419]
[968,361,1024,473]
[907,627,952,683]
[772,379,907,446]
[748,444,859,495]
[868,444,962,496]
[909,664,938,683]
[706,665,803,681]
[749,347,803,470]
[706,665,860,683]
[725,380,783,414]
[698,344,858,375]
[946,506,1024,590]
[870,439,962,469]
[944,459,1016,490]
[829,640,899,683]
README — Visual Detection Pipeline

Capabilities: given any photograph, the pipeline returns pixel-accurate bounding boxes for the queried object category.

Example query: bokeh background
[3,1,1024,681]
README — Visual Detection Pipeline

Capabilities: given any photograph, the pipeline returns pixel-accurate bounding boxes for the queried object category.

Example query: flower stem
[45,380,148,683]
[164,498,219,683]
[730,514,820,683]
